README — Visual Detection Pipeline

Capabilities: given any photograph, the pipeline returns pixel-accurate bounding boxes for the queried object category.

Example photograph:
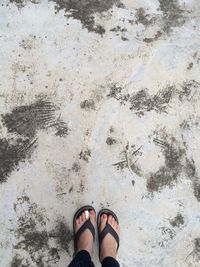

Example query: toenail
[85,210,89,219]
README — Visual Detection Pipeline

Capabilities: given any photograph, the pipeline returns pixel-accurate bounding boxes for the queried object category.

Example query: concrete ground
[0,0,200,266]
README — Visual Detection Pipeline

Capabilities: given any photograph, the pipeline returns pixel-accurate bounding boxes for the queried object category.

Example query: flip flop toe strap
[75,220,95,245]
[99,224,119,251]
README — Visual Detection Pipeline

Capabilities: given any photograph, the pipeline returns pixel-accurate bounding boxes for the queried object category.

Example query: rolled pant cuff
[102,256,120,267]
[74,250,91,261]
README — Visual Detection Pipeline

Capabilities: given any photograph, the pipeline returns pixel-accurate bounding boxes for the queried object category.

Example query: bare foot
[74,210,95,256]
[99,214,120,262]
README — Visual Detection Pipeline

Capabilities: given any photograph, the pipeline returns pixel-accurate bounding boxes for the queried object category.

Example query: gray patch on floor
[0,100,68,183]
[53,0,124,34]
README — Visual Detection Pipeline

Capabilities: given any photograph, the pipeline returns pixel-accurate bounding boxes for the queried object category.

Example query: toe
[108,215,112,225]
[78,214,83,224]
[82,211,86,222]
[111,217,115,226]
[90,210,95,225]
[100,214,107,232]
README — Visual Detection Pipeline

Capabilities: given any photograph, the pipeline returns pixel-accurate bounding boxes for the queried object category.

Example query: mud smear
[107,84,174,116]
[53,0,124,35]
[170,213,184,227]
[178,80,200,102]
[147,136,185,192]
[135,8,156,26]
[49,221,73,253]
[107,84,130,105]
[185,159,200,202]
[143,31,162,43]
[135,1,186,43]
[108,81,200,116]
[158,226,176,247]
[71,162,81,173]
[55,121,69,137]
[2,100,60,138]
[110,26,128,41]
[9,0,40,8]
[158,0,185,34]
[12,194,72,266]
[0,137,37,183]
[106,137,117,145]
[80,99,95,111]
[10,255,26,267]
[129,87,174,115]
[79,149,91,162]
[194,238,200,253]
[0,100,69,183]
[147,133,200,201]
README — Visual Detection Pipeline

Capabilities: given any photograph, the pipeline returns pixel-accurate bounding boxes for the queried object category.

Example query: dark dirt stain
[187,62,194,70]
[178,80,200,102]
[71,162,81,173]
[10,255,26,267]
[55,121,70,137]
[158,0,185,33]
[49,221,73,254]
[53,0,124,35]
[107,84,174,115]
[107,84,130,105]
[147,135,185,192]
[131,180,135,186]
[80,99,95,110]
[110,26,127,32]
[143,31,162,43]
[109,126,115,133]
[147,133,200,201]
[108,81,200,116]
[2,100,60,138]
[194,238,200,253]
[68,185,73,193]
[121,36,129,41]
[0,137,37,183]
[180,115,199,132]
[139,0,186,43]
[12,194,72,266]
[158,226,176,247]
[193,182,200,202]
[130,163,142,177]
[135,8,156,26]
[185,158,200,202]
[170,213,184,227]
[0,100,69,183]
[110,26,128,40]
[129,87,174,115]
[106,137,117,145]
[9,0,40,8]
[79,149,91,162]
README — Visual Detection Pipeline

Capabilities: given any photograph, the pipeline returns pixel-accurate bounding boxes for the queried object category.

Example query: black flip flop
[97,208,120,258]
[73,205,96,255]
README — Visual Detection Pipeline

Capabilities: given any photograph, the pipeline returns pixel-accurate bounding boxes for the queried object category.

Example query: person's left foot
[75,210,96,256]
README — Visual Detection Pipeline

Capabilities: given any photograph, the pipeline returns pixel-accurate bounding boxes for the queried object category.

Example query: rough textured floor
[0,0,200,266]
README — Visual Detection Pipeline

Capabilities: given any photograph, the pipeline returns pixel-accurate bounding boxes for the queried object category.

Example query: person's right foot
[99,214,120,262]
